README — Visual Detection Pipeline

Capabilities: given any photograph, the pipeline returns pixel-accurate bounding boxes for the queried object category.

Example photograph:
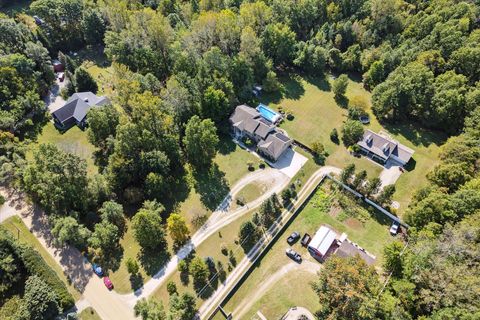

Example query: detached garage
[307,226,338,259]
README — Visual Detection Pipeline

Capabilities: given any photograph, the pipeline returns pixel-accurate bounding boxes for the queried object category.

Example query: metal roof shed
[308,226,337,257]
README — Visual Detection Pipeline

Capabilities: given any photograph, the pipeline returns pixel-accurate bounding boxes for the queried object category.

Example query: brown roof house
[357,130,414,166]
[52,92,109,130]
[229,104,292,162]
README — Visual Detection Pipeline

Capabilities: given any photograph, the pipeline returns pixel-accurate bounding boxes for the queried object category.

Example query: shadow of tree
[101,245,123,272]
[137,248,170,276]
[381,121,447,148]
[192,164,229,211]
[217,136,237,156]
[129,273,144,291]
[335,95,349,108]
[260,74,305,104]
[305,74,331,91]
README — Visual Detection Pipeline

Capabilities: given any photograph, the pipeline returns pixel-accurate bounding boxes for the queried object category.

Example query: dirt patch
[328,205,342,218]
[344,217,362,230]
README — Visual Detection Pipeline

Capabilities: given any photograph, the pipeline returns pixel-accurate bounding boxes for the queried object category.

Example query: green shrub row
[18,245,75,310]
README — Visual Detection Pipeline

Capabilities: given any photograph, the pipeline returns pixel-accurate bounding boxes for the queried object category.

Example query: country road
[0,165,340,320]
[0,168,290,319]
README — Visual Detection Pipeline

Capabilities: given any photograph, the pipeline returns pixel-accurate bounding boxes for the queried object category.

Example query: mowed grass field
[1,216,81,300]
[261,74,445,214]
[222,181,394,319]
[28,122,98,176]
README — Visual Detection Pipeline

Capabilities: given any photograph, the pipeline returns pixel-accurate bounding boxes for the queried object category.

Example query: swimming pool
[257,103,281,123]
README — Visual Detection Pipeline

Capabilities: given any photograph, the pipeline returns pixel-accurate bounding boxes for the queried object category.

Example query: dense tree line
[0,227,74,319]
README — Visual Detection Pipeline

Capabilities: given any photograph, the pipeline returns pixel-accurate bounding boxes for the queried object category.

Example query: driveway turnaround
[272,147,308,178]
[379,159,403,188]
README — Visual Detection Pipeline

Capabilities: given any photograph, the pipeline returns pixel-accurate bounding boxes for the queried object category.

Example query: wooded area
[0,0,479,319]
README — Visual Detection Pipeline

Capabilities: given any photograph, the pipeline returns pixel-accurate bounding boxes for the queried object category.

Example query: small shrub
[236,196,245,206]
[177,260,188,273]
[286,113,294,120]
[166,281,177,296]
[330,128,339,144]
[221,244,228,255]
[259,162,266,169]
[126,258,139,275]
[247,161,254,171]
[0,194,5,205]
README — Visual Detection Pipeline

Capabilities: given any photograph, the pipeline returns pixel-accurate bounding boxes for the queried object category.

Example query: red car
[103,276,113,290]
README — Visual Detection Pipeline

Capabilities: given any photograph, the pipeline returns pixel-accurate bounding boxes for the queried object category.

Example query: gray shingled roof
[253,118,273,139]
[357,130,414,163]
[52,92,109,124]
[258,131,292,160]
[336,240,375,265]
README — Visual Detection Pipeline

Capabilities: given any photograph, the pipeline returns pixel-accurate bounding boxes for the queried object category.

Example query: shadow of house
[51,92,109,131]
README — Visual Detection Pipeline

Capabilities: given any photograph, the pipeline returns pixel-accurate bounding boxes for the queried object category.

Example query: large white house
[229,104,292,162]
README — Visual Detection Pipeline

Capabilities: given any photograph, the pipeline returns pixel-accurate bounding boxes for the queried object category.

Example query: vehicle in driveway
[103,276,113,290]
[286,248,302,262]
[92,263,103,277]
[287,231,300,244]
[390,222,400,235]
[301,233,311,247]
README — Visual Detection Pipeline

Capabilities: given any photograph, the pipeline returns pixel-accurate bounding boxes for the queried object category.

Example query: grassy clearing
[222,181,393,318]
[260,74,444,214]
[1,216,81,300]
[79,307,102,320]
[28,122,98,176]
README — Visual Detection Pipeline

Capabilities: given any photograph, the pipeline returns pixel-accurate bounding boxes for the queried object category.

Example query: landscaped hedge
[18,245,75,311]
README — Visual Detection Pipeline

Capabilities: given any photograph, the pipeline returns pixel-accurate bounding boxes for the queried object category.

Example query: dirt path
[232,260,321,319]
[122,168,290,306]
[0,165,339,320]
[0,188,135,320]
[197,166,341,319]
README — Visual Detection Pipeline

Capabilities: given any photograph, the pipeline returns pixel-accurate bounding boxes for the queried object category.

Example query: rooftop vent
[84,98,89,102]
[382,142,390,153]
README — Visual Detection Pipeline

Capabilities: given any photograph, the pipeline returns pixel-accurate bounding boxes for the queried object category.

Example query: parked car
[286,248,302,262]
[103,276,113,290]
[92,263,103,277]
[301,233,311,247]
[287,231,300,244]
[33,16,44,25]
[390,222,400,235]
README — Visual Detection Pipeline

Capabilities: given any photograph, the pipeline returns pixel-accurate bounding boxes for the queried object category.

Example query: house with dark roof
[52,92,109,130]
[357,130,414,166]
[229,104,292,161]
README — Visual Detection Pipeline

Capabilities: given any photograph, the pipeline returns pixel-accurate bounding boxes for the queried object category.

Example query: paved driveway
[379,159,403,188]
[272,147,308,178]
[45,79,66,113]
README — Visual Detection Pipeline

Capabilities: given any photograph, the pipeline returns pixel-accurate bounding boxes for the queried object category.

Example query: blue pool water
[257,104,281,123]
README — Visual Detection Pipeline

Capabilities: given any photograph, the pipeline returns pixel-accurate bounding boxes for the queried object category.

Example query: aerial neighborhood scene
[0,0,479,320]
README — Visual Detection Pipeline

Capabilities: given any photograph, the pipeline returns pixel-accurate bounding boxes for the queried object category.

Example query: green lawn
[109,138,259,294]
[260,74,444,214]
[151,208,254,309]
[79,307,102,320]
[28,122,98,176]
[1,216,81,300]
[222,180,394,318]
